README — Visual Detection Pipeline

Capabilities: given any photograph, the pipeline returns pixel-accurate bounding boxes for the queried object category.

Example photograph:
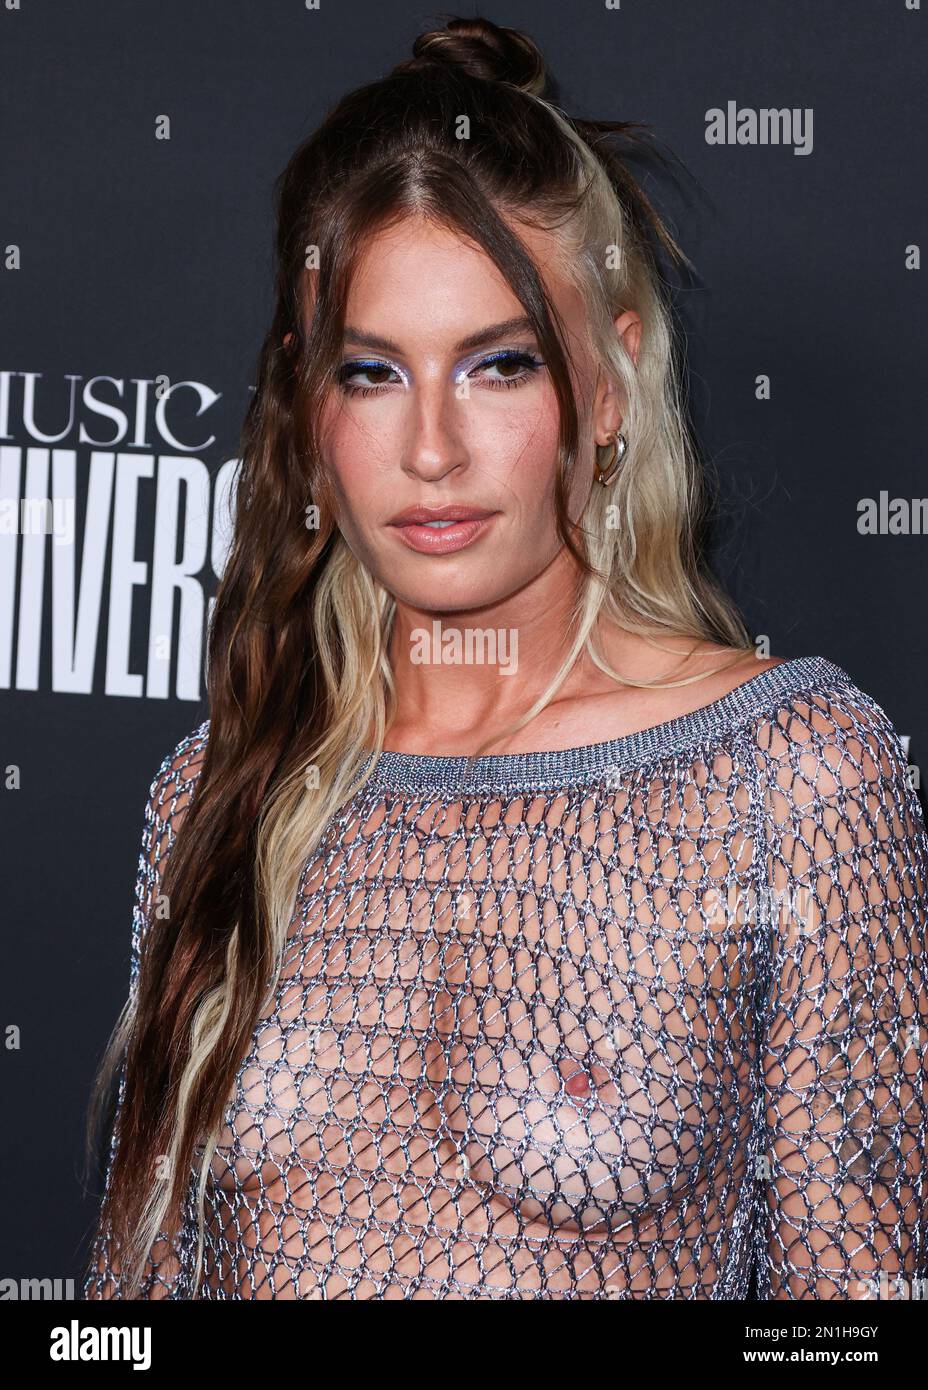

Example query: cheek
[320,409,394,523]
[494,401,586,545]
[465,392,562,503]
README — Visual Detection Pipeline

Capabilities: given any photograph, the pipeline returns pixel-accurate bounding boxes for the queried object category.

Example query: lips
[387,505,499,556]
[388,504,497,526]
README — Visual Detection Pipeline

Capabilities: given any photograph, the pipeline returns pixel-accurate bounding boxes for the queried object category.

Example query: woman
[83,16,928,1300]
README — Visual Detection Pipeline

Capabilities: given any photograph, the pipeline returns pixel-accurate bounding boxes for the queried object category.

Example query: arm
[752,683,928,1299]
[83,721,210,1300]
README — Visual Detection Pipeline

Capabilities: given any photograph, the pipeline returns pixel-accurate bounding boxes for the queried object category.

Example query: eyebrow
[342,315,537,356]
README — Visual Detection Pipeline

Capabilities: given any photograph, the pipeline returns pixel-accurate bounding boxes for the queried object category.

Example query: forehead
[340,212,586,345]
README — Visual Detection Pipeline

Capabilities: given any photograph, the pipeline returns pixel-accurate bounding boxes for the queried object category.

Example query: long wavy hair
[85,14,755,1297]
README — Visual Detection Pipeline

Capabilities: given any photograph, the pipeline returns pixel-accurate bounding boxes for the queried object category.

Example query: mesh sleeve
[82,721,210,1300]
[752,683,928,1299]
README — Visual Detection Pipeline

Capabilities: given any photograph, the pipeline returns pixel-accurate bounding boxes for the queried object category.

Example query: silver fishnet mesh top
[83,655,928,1300]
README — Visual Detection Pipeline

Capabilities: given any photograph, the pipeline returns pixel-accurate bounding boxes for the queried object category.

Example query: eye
[468,349,545,390]
[335,348,545,399]
[336,359,403,397]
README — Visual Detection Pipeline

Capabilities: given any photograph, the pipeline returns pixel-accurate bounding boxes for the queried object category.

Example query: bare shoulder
[591,628,786,696]
[604,639,789,718]
[689,647,788,704]
[522,641,790,749]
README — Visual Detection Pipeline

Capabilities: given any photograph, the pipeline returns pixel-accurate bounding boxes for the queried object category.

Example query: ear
[282,332,294,349]
[615,309,641,369]
[592,310,641,445]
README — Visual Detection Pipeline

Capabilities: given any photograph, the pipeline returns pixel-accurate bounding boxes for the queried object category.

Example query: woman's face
[317,213,620,614]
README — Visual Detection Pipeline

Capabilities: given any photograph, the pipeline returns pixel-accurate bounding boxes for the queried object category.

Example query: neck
[385,545,597,744]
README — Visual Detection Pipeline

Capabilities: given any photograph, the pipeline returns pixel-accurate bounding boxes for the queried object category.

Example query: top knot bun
[402,16,547,96]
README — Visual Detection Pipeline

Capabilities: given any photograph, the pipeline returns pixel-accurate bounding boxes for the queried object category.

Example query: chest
[209,776,760,1234]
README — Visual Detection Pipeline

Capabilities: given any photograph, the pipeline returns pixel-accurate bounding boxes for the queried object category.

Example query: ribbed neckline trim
[361,655,852,793]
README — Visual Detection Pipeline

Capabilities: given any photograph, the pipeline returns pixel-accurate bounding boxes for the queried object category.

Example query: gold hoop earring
[595,430,627,486]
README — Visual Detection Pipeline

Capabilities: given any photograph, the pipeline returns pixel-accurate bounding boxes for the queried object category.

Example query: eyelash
[336,349,545,398]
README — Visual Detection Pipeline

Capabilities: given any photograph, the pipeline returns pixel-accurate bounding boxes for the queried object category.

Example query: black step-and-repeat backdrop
[1,0,925,1294]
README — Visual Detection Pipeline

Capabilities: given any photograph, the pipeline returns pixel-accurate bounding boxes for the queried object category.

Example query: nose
[400,375,469,484]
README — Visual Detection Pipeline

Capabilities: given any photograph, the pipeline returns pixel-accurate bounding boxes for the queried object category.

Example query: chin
[393,586,512,615]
